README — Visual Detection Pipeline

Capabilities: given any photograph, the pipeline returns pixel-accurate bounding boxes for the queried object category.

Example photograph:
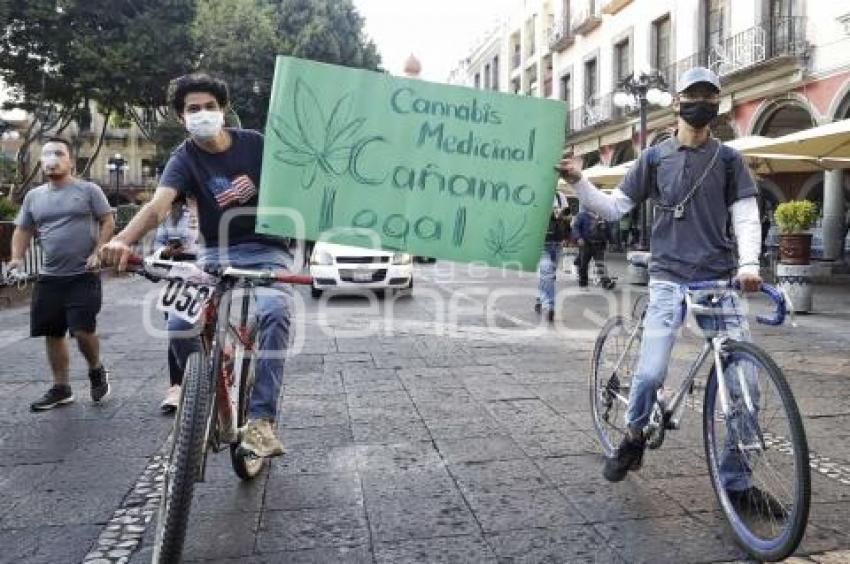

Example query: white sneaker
[160,385,181,414]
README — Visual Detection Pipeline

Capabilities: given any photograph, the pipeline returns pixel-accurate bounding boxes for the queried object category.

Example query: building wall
[450,0,850,208]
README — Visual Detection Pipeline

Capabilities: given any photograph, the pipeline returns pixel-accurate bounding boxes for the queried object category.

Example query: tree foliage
[194,0,382,130]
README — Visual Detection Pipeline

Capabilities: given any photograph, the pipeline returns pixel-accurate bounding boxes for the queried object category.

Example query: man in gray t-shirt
[558,69,767,501]
[9,138,115,411]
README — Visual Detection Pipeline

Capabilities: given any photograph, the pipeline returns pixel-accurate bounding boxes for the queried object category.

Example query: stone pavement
[0,258,848,563]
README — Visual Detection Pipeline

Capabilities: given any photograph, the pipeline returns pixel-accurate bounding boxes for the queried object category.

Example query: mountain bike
[590,281,809,561]
[127,253,312,563]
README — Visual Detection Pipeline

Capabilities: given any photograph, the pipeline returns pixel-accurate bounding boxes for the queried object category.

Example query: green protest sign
[256,56,567,271]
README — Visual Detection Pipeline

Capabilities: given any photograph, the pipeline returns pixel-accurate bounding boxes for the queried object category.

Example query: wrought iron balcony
[571,7,602,35]
[660,17,807,90]
[569,93,615,132]
[547,18,575,52]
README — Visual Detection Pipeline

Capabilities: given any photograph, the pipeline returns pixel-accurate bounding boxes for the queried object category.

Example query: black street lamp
[106,153,129,203]
[613,72,672,250]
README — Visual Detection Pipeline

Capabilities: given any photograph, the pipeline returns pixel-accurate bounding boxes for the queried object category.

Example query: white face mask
[185,110,224,139]
[41,147,65,172]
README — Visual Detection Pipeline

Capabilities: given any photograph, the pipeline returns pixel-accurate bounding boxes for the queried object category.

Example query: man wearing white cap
[556,68,773,509]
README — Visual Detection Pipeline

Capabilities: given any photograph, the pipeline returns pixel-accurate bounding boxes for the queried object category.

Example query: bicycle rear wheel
[590,315,641,456]
[230,321,266,480]
[153,352,212,563]
[703,340,810,561]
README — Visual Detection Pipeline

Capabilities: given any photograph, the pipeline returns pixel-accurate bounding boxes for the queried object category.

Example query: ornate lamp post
[613,72,672,250]
[106,153,129,203]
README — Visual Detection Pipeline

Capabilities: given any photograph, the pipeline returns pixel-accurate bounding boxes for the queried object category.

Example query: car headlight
[391,252,412,265]
[310,251,333,266]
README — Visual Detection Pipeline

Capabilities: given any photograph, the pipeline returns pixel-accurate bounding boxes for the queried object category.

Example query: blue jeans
[537,242,563,310]
[626,279,757,491]
[168,242,294,421]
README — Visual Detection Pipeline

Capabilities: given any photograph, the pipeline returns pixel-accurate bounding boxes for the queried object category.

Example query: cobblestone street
[1,258,849,563]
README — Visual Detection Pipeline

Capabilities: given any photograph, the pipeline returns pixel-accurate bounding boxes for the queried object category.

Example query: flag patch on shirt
[210,175,257,209]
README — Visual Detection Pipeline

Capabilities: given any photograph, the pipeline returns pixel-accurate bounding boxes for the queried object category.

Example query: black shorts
[31,272,102,337]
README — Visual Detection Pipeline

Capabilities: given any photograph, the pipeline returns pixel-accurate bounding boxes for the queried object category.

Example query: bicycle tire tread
[154,352,212,563]
[703,339,811,562]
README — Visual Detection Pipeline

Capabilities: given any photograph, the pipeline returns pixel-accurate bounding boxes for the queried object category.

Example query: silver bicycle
[590,281,810,561]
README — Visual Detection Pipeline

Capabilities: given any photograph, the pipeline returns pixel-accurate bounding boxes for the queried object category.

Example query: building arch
[749,96,817,137]
[826,78,850,120]
[610,140,636,165]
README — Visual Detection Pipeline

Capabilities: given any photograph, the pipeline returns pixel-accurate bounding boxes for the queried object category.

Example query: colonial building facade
[449,0,850,263]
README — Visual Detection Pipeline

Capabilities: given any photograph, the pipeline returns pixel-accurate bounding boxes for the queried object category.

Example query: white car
[309,242,413,298]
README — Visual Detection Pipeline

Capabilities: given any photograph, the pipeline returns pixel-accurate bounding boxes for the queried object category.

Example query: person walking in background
[535,192,570,322]
[9,137,114,411]
[573,209,611,288]
[152,196,199,414]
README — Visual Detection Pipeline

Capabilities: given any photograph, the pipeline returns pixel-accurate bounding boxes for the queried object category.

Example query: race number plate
[156,279,213,324]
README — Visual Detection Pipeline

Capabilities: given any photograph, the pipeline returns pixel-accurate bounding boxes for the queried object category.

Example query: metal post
[638,93,651,250]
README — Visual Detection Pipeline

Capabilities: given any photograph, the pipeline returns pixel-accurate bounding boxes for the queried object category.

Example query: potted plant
[0,196,19,262]
[774,200,817,265]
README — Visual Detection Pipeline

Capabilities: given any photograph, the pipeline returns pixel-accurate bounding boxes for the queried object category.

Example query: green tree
[0,0,197,198]
[194,0,382,130]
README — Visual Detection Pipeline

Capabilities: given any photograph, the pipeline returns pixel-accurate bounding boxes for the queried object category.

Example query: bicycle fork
[711,337,766,454]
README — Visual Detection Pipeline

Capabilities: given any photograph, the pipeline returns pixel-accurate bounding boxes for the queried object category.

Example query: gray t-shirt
[15,179,112,276]
[619,137,757,283]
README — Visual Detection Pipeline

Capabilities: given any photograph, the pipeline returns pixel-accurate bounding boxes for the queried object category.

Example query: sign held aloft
[256,56,567,271]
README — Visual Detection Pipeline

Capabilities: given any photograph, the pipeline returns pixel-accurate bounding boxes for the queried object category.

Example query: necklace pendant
[674,205,685,220]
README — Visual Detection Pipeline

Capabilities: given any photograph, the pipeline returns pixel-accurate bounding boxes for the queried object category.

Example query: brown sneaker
[240,419,285,458]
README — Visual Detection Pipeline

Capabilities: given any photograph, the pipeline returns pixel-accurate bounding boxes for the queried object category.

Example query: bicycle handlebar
[125,253,313,286]
[685,280,787,326]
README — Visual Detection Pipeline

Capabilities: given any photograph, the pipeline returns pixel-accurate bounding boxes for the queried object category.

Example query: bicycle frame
[198,278,259,481]
[609,288,757,438]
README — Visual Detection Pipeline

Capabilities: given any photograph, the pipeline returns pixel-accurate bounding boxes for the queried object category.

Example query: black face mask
[678,101,719,129]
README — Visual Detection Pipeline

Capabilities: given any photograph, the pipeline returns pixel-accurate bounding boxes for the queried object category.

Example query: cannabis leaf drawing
[485,215,528,259]
[269,78,367,189]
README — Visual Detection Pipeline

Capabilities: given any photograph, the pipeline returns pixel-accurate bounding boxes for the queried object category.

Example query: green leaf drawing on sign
[269,78,371,189]
[485,215,528,259]
[319,186,337,231]
[453,207,467,247]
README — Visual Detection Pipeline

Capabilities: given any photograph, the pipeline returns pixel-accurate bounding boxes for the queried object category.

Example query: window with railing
[705,0,727,58]
[584,57,598,102]
[652,15,672,84]
[484,64,491,89]
[613,39,631,117]
[474,73,481,89]
[492,56,500,90]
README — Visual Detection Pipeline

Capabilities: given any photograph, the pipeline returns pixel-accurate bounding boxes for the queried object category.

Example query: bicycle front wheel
[703,340,810,562]
[590,315,641,456]
[153,352,212,564]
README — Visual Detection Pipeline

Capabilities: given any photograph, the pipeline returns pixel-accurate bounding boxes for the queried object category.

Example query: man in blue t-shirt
[557,68,771,508]
[101,73,291,458]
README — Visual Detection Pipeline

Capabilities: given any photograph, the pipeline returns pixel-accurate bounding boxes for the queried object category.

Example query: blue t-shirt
[618,137,758,283]
[160,128,283,247]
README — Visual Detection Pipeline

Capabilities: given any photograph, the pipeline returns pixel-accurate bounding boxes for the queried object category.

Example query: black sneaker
[30,385,74,412]
[547,310,555,322]
[727,486,787,518]
[603,432,646,482]
[88,365,111,403]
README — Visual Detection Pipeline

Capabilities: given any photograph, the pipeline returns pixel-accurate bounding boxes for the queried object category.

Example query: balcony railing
[569,93,614,132]
[660,17,807,90]
[547,18,575,52]
[571,7,602,35]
